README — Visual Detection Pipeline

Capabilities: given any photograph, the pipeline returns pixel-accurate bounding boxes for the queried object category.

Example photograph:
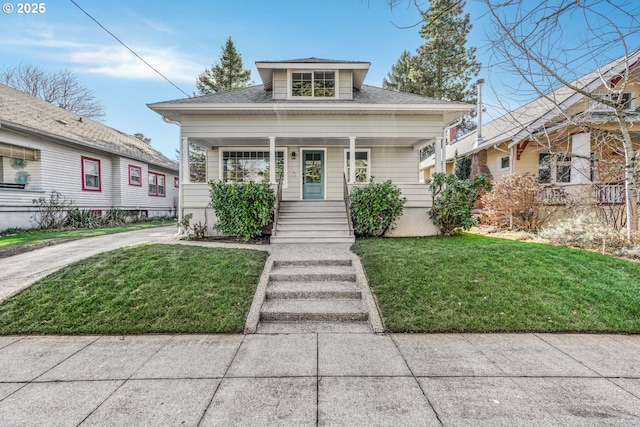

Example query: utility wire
[69,0,191,98]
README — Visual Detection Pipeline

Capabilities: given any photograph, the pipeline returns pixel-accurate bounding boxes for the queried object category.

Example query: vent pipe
[475,78,484,147]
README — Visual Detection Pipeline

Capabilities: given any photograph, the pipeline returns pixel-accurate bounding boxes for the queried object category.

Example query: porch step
[273,200,354,244]
[256,258,371,333]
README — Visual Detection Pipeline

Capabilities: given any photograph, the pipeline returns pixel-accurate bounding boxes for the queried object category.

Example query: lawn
[353,234,640,333]
[0,219,176,255]
[0,244,267,334]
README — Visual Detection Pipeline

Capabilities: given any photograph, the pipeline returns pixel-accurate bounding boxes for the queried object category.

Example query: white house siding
[117,157,178,216]
[368,146,419,183]
[338,71,352,100]
[273,70,287,100]
[181,114,445,140]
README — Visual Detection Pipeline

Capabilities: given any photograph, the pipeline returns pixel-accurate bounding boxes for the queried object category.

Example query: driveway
[0,226,178,302]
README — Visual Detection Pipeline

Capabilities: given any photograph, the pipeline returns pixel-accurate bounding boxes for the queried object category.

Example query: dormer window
[291,71,335,97]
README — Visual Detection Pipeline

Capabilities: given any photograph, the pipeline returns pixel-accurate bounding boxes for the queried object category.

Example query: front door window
[303,150,324,199]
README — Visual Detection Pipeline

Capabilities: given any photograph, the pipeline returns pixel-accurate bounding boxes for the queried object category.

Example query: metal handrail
[272,174,284,236]
[343,174,354,236]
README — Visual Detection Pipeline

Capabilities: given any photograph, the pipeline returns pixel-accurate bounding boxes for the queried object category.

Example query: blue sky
[1,0,638,159]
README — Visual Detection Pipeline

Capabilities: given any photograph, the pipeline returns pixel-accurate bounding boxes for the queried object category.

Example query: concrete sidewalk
[1,332,639,426]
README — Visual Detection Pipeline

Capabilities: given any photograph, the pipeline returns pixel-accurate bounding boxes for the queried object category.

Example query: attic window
[291,71,335,97]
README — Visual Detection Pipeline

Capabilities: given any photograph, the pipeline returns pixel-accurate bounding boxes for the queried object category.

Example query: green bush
[209,181,275,240]
[350,179,404,237]
[427,172,491,236]
[65,209,103,229]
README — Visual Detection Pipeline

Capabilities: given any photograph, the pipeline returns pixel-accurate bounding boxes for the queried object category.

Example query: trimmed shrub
[350,179,404,237]
[209,181,274,241]
[427,172,491,236]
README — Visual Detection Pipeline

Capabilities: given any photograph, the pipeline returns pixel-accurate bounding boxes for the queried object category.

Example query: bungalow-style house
[0,83,179,231]
[421,50,640,213]
[148,58,473,242]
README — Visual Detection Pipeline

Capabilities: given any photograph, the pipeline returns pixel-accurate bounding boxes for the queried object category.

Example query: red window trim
[128,164,142,187]
[174,176,179,188]
[148,171,166,197]
[81,156,101,192]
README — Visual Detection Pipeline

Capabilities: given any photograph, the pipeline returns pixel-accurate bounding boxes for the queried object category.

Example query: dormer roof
[255,57,371,91]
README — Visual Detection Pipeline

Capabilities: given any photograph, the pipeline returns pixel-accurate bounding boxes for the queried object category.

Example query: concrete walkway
[1,333,640,426]
[1,229,640,425]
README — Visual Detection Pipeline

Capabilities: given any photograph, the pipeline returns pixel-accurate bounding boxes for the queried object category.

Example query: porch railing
[596,183,640,204]
[540,186,568,205]
[343,174,354,237]
[271,174,284,236]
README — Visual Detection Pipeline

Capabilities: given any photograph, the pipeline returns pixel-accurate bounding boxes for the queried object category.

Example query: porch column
[434,137,445,173]
[571,132,591,184]
[269,136,276,184]
[181,137,190,184]
[349,136,356,184]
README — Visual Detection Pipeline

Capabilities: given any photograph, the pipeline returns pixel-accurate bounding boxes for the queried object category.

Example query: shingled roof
[150,84,471,106]
[0,83,177,171]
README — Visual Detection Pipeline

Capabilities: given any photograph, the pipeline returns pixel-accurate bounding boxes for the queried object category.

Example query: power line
[69,0,191,98]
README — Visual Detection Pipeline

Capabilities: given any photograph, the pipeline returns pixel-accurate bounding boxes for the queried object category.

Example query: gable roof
[0,83,177,171]
[421,49,640,169]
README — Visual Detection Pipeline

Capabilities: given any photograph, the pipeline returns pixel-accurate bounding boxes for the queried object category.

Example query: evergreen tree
[384,0,481,135]
[196,37,251,95]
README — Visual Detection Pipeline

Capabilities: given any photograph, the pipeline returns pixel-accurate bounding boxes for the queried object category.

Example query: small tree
[427,172,491,236]
[196,37,251,95]
[454,156,471,180]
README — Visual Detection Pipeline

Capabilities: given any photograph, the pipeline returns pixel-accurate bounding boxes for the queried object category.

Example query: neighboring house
[148,58,473,242]
[421,50,640,207]
[0,83,179,231]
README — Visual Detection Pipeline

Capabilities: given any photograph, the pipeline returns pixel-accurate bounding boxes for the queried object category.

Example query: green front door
[303,150,324,199]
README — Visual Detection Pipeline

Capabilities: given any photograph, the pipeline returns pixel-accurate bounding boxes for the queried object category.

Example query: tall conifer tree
[196,37,251,95]
[384,0,480,135]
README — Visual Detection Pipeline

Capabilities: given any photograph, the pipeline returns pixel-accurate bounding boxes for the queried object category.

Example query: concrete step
[269,265,357,282]
[274,230,351,237]
[279,207,347,214]
[274,260,352,267]
[280,201,344,206]
[266,281,361,299]
[260,299,369,322]
[277,212,347,220]
[276,223,349,232]
[277,217,348,225]
[256,321,372,334]
[270,235,355,244]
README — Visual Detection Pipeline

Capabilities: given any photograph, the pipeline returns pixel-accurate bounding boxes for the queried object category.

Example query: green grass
[0,219,175,251]
[0,244,267,334]
[353,234,640,333]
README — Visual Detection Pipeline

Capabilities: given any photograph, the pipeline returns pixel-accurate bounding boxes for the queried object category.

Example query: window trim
[288,69,338,99]
[343,148,371,183]
[81,156,101,192]
[219,147,288,187]
[148,171,166,197]
[128,164,142,187]
[498,155,510,172]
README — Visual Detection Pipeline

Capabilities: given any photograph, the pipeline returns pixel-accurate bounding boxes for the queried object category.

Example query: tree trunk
[616,109,638,241]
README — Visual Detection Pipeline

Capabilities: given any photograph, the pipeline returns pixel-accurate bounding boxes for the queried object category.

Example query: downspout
[475,78,485,147]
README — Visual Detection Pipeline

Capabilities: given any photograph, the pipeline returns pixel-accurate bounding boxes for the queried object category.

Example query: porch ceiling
[192,136,433,149]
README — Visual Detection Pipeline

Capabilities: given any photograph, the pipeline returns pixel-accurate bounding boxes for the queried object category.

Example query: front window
[292,71,335,97]
[345,149,370,183]
[149,172,165,196]
[82,156,101,191]
[222,150,285,184]
[539,153,571,184]
[128,165,141,186]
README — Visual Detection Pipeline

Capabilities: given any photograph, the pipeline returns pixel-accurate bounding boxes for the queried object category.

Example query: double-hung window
[499,155,510,171]
[128,165,142,186]
[149,172,165,196]
[82,156,101,192]
[539,153,571,184]
[291,71,335,97]
[221,150,286,185]
[344,149,370,183]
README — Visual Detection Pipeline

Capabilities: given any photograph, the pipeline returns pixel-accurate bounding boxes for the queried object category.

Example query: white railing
[540,186,568,205]
[596,183,640,204]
